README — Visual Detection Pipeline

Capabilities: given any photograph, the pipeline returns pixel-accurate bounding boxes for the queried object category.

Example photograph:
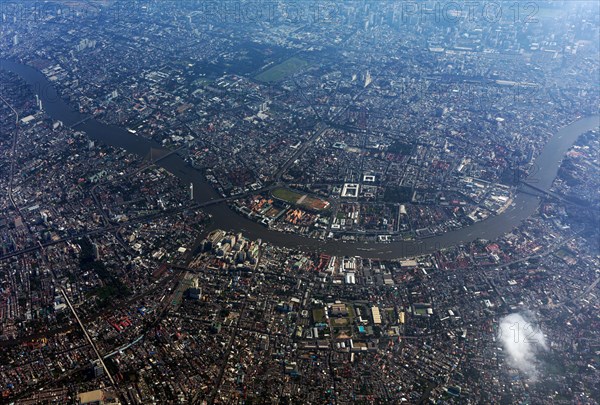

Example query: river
[1,59,598,259]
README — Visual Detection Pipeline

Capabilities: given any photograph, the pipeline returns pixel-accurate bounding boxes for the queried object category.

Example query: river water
[2,59,598,259]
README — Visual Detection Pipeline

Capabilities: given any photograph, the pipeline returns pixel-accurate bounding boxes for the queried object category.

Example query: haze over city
[0,1,599,404]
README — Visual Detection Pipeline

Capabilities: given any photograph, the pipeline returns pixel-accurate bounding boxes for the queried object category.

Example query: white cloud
[498,312,548,380]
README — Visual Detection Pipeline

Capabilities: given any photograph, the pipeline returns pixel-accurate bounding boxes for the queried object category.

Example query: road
[519,180,587,208]
[0,93,29,234]
[60,288,116,385]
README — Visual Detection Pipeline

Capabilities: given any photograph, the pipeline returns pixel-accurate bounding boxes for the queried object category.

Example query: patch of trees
[78,238,130,306]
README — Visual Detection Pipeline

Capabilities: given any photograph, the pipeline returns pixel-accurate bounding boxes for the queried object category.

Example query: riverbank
[1,58,598,259]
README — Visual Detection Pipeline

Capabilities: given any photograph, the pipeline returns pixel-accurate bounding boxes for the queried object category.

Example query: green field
[255,57,309,82]
[272,188,330,212]
[272,188,304,204]
[414,307,428,316]
[312,308,325,323]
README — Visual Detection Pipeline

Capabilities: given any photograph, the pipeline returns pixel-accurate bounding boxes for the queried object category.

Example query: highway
[60,288,116,386]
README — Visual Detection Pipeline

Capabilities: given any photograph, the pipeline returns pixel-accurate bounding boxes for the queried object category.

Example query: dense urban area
[0,1,599,404]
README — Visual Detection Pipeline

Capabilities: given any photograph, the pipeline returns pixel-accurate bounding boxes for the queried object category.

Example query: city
[0,1,599,404]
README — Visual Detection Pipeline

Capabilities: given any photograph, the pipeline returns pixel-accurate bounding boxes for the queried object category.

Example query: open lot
[255,57,309,82]
[272,188,330,212]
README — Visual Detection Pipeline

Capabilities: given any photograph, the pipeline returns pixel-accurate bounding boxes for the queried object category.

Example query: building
[371,306,381,324]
